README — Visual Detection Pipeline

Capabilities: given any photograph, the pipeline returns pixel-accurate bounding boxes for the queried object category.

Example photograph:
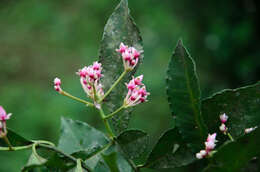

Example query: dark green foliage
[116,129,148,161]
[144,128,194,169]
[166,40,207,151]
[202,81,260,144]
[203,128,260,172]
[99,0,143,134]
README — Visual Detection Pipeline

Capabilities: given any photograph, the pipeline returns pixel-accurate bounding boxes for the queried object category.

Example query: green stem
[104,106,125,120]
[98,70,127,103]
[0,144,33,151]
[32,140,55,147]
[2,135,14,151]
[61,90,94,107]
[98,107,115,138]
[227,132,234,141]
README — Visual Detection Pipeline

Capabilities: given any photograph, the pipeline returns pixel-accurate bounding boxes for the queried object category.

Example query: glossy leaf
[144,128,195,169]
[202,81,260,143]
[203,127,260,172]
[99,0,143,134]
[116,129,149,160]
[58,117,110,157]
[166,40,207,151]
[0,129,32,148]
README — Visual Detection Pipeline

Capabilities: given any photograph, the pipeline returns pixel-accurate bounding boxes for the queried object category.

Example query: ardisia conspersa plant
[0,0,260,171]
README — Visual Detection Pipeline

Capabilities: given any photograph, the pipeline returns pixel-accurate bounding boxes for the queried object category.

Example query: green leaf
[0,129,32,148]
[87,144,134,172]
[144,128,195,169]
[22,152,47,172]
[99,0,143,134]
[202,81,260,142]
[166,40,207,151]
[58,117,110,158]
[203,127,260,172]
[116,129,149,161]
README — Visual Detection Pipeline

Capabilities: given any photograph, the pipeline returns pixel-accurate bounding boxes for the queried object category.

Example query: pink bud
[220,113,228,123]
[116,42,128,53]
[54,77,61,86]
[245,126,258,134]
[0,106,12,121]
[196,152,203,159]
[219,123,227,133]
[134,75,143,85]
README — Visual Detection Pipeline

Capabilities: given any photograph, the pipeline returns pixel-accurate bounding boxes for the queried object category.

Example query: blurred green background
[0,0,259,171]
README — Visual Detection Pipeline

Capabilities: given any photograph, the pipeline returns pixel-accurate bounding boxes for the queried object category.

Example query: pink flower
[124,75,149,107]
[116,43,141,71]
[219,123,228,133]
[77,62,104,100]
[116,43,128,53]
[54,77,62,93]
[0,106,12,122]
[219,113,228,123]
[196,133,217,159]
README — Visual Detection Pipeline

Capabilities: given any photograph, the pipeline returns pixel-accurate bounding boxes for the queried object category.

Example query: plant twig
[104,105,125,119]
[98,70,127,103]
[61,91,94,107]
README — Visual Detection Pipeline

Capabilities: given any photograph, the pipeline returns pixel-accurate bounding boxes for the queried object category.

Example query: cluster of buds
[219,113,228,134]
[54,78,62,93]
[245,126,258,134]
[117,43,141,71]
[0,106,12,137]
[196,133,217,159]
[77,62,104,101]
[124,75,149,107]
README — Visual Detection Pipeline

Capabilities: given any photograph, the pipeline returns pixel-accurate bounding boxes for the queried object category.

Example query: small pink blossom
[116,43,141,71]
[219,113,228,123]
[116,43,128,53]
[77,62,104,100]
[245,126,258,134]
[219,123,228,133]
[54,77,62,93]
[124,75,149,107]
[0,106,12,121]
[196,133,217,159]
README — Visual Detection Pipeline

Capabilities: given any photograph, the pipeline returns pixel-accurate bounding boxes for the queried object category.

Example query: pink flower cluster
[77,61,104,100]
[0,106,12,137]
[219,113,228,133]
[117,43,141,71]
[124,75,149,107]
[54,78,62,93]
[196,133,217,159]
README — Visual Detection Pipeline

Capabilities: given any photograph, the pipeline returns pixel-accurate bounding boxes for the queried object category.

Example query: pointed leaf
[166,40,207,151]
[116,129,149,160]
[58,117,110,157]
[144,128,195,169]
[99,0,143,134]
[22,152,47,172]
[203,127,260,172]
[202,81,260,143]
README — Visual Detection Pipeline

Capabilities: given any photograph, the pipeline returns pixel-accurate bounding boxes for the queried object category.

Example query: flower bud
[117,43,141,71]
[196,152,203,159]
[219,123,228,133]
[219,113,228,123]
[53,77,62,93]
[245,126,258,134]
[0,106,12,122]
